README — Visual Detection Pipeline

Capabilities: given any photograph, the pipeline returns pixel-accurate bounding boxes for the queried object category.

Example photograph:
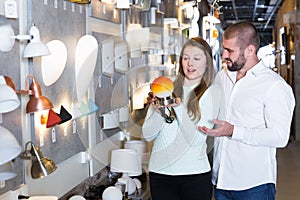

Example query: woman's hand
[146,92,162,114]
[165,97,181,108]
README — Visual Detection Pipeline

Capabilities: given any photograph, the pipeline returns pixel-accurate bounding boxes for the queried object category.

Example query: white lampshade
[0,76,20,113]
[110,149,142,177]
[23,25,50,58]
[0,125,21,165]
[0,161,17,181]
[0,23,15,52]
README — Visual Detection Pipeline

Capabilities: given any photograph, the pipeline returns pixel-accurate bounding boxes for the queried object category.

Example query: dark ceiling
[210,0,283,46]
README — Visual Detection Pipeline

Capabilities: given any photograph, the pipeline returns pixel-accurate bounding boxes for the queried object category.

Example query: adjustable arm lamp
[0,22,49,57]
[20,141,57,179]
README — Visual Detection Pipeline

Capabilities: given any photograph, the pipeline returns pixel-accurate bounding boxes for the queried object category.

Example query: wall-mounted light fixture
[0,75,20,113]
[0,22,49,57]
[20,141,57,179]
[16,75,53,114]
[21,24,50,58]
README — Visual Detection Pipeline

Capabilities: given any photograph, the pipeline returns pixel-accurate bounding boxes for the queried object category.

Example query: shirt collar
[246,60,269,77]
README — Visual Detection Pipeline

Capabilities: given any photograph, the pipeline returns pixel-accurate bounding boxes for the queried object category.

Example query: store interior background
[0,0,299,199]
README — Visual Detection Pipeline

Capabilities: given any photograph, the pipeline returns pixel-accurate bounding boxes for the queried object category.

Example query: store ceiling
[212,0,283,46]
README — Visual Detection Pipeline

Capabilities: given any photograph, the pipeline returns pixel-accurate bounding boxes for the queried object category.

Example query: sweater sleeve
[142,105,165,141]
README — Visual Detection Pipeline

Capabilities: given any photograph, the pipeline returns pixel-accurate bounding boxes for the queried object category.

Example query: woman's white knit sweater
[142,84,221,175]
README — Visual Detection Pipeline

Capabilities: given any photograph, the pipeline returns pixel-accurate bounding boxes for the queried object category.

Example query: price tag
[4,0,18,19]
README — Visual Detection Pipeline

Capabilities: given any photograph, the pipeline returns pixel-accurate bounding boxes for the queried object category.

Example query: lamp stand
[117,172,137,196]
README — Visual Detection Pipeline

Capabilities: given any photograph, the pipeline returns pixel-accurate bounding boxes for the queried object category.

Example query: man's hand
[198,119,234,137]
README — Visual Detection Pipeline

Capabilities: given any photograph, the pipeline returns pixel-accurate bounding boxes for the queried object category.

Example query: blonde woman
[143,37,221,200]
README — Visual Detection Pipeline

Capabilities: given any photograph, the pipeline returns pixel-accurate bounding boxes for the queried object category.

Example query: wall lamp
[20,141,57,179]
[16,75,53,114]
[0,22,49,57]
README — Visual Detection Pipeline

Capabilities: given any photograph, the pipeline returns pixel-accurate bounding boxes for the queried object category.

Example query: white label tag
[4,0,18,19]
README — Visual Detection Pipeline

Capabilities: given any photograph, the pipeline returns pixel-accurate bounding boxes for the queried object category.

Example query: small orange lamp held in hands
[151,76,176,123]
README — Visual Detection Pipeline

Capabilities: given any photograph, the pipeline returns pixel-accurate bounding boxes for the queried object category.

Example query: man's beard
[226,54,246,72]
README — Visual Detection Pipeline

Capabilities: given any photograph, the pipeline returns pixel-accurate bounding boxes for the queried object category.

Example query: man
[199,22,295,200]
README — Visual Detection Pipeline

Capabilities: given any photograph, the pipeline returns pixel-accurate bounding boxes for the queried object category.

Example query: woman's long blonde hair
[173,37,215,122]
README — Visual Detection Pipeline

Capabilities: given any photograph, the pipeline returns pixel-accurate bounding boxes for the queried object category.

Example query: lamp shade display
[0,125,21,165]
[0,75,20,113]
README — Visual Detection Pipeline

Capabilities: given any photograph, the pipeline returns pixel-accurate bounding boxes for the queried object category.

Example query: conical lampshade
[23,25,50,58]
[30,143,57,179]
[26,77,53,113]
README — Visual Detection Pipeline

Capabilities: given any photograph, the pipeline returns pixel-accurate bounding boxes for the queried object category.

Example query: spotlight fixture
[20,141,57,179]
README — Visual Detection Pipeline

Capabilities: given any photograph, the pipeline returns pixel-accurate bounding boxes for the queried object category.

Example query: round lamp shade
[0,161,17,181]
[151,76,174,98]
[0,125,21,165]
[102,186,122,200]
[0,23,15,52]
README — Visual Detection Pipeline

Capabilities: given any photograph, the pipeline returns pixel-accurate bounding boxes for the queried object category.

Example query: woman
[142,37,220,200]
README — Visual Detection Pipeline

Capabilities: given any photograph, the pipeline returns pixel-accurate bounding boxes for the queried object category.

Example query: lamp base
[117,177,137,195]
[155,96,176,106]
